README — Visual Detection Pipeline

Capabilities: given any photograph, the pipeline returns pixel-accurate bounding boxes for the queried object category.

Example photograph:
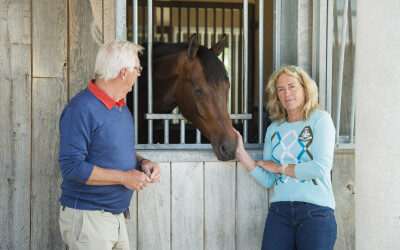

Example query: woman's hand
[255,160,281,174]
[232,128,245,156]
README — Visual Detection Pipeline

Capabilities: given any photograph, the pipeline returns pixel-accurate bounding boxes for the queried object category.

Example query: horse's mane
[140,42,229,85]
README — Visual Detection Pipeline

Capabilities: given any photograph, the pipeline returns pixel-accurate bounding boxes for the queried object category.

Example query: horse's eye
[194,88,203,95]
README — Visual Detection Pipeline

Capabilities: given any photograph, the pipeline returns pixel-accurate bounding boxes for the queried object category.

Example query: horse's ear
[188,33,199,59]
[211,33,227,56]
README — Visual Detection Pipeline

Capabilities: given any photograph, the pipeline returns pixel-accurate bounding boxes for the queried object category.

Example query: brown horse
[134,33,237,161]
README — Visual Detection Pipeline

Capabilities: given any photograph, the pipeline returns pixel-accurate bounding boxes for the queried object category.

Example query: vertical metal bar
[187,7,190,40]
[169,7,172,42]
[311,0,319,80]
[213,8,217,44]
[178,8,181,42]
[326,0,334,115]
[142,4,146,43]
[318,0,327,110]
[230,8,234,114]
[164,120,169,144]
[196,129,201,144]
[273,0,281,71]
[160,7,164,42]
[116,0,127,40]
[222,9,225,63]
[196,8,199,38]
[243,0,248,143]
[258,0,264,144]
[349,60,356,143]
[133,0,139,145]
[180,120,185,144]
[205,8,208,47]
[335,0,349,142]
[147,0,153,144]
[238,9,242,115]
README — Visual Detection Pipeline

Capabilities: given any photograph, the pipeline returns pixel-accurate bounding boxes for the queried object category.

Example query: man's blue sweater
[58,88,136,214]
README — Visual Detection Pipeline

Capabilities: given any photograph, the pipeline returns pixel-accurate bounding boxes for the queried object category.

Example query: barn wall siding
[0,0,355,249]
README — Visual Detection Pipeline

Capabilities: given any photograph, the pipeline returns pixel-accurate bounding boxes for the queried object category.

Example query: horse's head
[175,34,237,161]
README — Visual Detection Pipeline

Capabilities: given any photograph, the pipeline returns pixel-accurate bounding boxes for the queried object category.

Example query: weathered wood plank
[137,162,171,250]
[204,161,236,249]
[332,153,355,250]
[236,162,269,250]
[32,78,67,249]
[32,0,67,78]
[127,191,138,250]
[0,0,31,248]
[69,0,101,98]
[171,162,204,250]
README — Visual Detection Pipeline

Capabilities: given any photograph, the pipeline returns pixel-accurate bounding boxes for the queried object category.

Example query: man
[58,40,161,249]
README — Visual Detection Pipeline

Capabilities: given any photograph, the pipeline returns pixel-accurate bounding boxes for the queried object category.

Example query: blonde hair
[266,65,320,123]
[94,40,144,82]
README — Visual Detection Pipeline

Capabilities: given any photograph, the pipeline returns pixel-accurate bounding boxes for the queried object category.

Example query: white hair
[94,40,144,81]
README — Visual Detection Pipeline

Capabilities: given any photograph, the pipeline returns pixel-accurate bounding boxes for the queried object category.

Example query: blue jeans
[261,201,337,250]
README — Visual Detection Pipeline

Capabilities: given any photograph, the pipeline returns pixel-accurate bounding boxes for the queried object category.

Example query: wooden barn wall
[0,0,354,249]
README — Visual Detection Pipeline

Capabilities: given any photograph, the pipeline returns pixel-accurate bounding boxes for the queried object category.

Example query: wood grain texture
[31,77,67,249]
[69,0,101,98]
[0,0,31,248]
[32,0,67,77]
[204,161,236,250]
[103,0,115,42]
[127,191,138,250]
[171,162,204,250]
[137,163,171,250]
[332,153,355,250]
[236,163,269,250]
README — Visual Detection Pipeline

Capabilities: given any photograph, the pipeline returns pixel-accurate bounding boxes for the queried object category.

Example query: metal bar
[142,4,145,43]
[116,0,127,40]
[169,7,172,42]
[145,113,253,120]
[187,7,190,40]
[326,0,334,115]
[222,9,225,63]
[335,0,349,142]
[147,0,153,143]
[273,0,281,70]
[205,8,208,46]
[136,143,264,150]
[196,129,201,144]
[178,8,181,42]
[258,0,264,143]
[138,1,244,9]
[180,120,185,144]
[164,120,169,144]
[133,0,139,145]
[349,61,356,143]
[160,7,164,42]
[213,8,216,44]
[243,0,248,143]
[318,0,327,109]
[196,8,199,38]
[230,9,235,114]
[238,9,242,115]
[311,0,318,80]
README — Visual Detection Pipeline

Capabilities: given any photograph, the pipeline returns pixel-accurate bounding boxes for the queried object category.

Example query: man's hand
[140,159,161,183]
[120,169,151,191]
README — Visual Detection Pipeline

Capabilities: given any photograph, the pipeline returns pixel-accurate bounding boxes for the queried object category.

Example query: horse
[131,33,237,161]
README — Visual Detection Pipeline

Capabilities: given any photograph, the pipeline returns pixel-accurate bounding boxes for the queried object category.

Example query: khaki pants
[59,206,130,250]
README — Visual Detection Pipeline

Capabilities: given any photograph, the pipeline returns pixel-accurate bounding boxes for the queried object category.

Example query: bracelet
[281,163,288,175]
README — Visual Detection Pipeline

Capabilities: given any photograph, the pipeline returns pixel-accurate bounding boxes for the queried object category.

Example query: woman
[234,65,337,249]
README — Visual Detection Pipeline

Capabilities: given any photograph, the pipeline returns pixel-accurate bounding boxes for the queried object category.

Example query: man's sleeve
[58,106,94,184]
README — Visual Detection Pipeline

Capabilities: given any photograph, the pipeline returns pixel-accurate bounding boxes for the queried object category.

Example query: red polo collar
[88,79,126,110]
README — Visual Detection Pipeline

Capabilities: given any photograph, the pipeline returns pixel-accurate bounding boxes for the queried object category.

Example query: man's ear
[120,68,128,81]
